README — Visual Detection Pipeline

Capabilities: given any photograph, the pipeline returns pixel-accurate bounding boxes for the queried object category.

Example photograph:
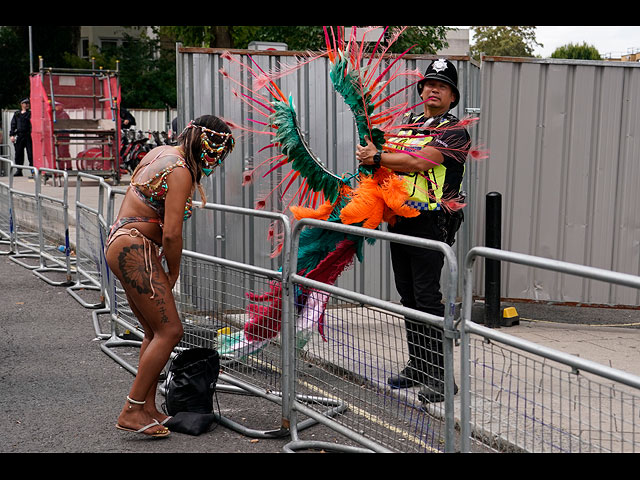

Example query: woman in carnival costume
[105,115,235,437]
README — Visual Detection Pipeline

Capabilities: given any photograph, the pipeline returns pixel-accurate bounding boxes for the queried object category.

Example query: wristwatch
[373,150,382,166]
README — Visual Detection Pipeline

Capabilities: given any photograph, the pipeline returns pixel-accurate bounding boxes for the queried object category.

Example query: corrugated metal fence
[176,47,640,307]
[472,57,640,306]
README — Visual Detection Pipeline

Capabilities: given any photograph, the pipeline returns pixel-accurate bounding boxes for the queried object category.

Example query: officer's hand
[355,136,376,165]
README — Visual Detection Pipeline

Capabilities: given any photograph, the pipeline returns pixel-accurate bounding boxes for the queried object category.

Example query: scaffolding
[30,57,122,184]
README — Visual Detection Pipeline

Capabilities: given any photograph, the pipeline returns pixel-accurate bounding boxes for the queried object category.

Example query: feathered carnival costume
[216,26,482,359]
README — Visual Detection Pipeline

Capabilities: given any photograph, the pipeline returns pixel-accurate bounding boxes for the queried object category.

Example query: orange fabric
[290,198,335,221]
[288,170,419,230]
[340,168,419,228]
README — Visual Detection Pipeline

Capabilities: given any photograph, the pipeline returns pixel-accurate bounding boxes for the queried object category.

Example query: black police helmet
[416,58,460,109]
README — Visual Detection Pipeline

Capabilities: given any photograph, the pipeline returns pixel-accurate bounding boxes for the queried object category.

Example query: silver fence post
[33,167,74,286]
[66,172,107,309]
[0,157,15,255]
[459,249,476,453]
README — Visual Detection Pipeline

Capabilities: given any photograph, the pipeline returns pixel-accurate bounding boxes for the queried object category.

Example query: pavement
[2,174,640,453]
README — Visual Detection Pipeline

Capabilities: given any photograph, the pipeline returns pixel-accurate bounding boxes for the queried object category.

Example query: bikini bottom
[106,216,163,299]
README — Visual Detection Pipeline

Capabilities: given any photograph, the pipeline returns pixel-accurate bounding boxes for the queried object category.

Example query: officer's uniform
[10,100,33,174]
[385,59,470,401]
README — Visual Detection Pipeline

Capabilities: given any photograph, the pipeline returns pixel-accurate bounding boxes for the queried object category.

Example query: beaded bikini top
[130,146,193,221]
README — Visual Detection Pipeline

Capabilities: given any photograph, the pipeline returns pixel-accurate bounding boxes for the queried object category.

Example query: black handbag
[164,347,220,416]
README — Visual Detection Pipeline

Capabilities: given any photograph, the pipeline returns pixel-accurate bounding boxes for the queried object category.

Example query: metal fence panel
[460,246,640,453]
[0,158,14,253]
[473,58,640,305]
[285,218,459,453]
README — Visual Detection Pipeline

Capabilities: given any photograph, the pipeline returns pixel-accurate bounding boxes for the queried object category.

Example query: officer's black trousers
[15,135,33,168]
[388,211,446,382]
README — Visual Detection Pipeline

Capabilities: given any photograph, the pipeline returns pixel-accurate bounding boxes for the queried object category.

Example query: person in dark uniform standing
[120,107,136,129]
[356,59,470,404]
[9,98,33,176]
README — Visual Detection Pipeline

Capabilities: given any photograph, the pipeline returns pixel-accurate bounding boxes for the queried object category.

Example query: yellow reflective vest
[386,112,466,211]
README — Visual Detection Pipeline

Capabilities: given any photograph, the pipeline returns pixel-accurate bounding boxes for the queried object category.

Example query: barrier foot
[100,335,143,376]
[9,253,40,270]
[67,282,104,309]
[33,267,74,287]
[91,307,112,339]
[283,440,374,453]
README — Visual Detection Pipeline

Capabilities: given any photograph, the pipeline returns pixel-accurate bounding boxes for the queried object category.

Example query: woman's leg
[126,293,171,423]
[106,237,183,434]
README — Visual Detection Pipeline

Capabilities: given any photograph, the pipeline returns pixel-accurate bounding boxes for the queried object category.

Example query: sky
[532,26,640,58]
[457,26,640,59]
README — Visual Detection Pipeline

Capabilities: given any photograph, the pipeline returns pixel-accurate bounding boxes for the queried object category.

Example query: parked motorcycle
[120,129,173,173]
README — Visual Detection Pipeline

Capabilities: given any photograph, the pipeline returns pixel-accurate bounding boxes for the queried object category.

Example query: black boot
[388,319,430,389]
[417,363,458,404]
[418,380,458,404]
[387,360,425,389]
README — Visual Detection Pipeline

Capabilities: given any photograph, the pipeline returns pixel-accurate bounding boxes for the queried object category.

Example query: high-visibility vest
[387,114,452,211]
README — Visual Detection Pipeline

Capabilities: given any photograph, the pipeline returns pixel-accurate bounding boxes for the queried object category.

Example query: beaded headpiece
[184,121,235,175]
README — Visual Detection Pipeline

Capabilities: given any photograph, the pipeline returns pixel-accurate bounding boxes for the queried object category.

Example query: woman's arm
[162,167,193,288]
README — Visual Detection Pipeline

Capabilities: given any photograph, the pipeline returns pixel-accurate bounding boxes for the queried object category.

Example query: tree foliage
[551,42,601,60]
[164,25,450,54]
[0,26,80,109]
[470,26,542,60]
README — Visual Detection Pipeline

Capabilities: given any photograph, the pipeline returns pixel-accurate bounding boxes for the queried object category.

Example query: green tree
[551,42,601,60]
[470,26,542,60]
[114,30,177,109]
[65,28,177,109]
[165,25,449,54]
[390,26,450,55]
[0,26,80,109]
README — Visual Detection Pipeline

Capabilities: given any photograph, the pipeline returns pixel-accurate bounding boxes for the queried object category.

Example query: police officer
[356,58,470,404]
[9,98,33,176]
[120,107,136,129]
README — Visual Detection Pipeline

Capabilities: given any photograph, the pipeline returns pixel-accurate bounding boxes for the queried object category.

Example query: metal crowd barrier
[0,157,14,254]
[32,168,73,286]
[66,172,109,309]
[0,160,74,281]
[460,247,640,453]
[6,165,40,268]
[174,203,296,438]
[282,218,459,453]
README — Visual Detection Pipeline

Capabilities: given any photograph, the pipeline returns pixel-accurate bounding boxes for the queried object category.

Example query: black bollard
[485,192,501,328]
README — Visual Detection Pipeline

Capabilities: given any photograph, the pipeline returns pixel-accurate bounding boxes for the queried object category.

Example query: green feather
[329,54,385,177]
[270,99,344,203]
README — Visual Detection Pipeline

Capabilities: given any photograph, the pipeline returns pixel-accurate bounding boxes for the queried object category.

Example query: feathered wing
[221,26,478,350]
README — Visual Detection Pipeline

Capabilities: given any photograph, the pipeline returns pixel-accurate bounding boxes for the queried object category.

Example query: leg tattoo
[118,244,152,295]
